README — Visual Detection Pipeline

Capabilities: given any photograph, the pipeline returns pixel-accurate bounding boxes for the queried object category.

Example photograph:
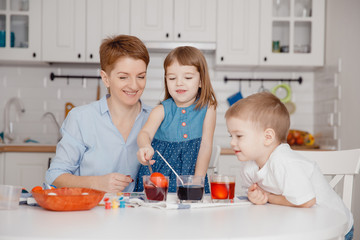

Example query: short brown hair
[99,35,150,73]
[225,92,290,142]
[163,46,217,110]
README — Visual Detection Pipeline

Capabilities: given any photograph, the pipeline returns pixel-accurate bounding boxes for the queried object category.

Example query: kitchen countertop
[0,144,56,153]
[0,145,319,154]
[221,145,321,155]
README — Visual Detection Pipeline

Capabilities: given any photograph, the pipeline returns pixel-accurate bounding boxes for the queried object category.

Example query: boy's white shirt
[238,143,353,233]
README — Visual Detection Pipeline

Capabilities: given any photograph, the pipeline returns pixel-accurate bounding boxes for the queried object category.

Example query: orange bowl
[32,187,105,211]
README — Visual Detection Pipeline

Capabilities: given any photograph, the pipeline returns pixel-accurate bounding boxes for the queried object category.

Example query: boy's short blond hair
[225,92,290,143]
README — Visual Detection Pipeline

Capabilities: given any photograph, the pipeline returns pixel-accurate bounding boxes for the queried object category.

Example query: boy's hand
[137,146,155,165]
[247,183,268,205]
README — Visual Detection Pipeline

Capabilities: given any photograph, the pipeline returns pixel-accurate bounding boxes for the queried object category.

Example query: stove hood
[145,42,216,53]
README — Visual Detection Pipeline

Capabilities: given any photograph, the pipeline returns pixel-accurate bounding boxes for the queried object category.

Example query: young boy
[225,92,353,239]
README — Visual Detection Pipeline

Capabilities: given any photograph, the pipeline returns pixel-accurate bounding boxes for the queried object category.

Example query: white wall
[314,67,340,149]
[0,52,314,147]
[318,0,360,238]
[324,1,360,150]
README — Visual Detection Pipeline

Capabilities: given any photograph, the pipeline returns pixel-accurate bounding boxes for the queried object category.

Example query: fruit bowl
[32,187,105,211]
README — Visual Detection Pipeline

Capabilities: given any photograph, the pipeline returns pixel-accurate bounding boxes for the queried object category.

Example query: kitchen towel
[127,194,251,210]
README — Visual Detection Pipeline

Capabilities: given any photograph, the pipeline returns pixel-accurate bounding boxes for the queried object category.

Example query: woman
[46,35,151,193]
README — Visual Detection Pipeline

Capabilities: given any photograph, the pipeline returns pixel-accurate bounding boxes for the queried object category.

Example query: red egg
[150,172,168,188]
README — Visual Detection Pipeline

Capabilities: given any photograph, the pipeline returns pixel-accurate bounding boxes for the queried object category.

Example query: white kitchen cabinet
[216,0,325,67]
[216,0,260,66]
[4,152,54,191]
[42,0,86,62]
[86,0,130,63]
[130,0,216,43]
[259,0,325,66]
[42,0,130,63]
[0,0,41,61]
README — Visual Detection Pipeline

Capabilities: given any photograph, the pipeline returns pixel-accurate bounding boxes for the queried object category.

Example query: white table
[0,200,347,240]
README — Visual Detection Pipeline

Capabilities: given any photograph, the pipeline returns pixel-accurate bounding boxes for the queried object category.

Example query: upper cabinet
[86,0,130,63]
[216,0,260,66]
[42,0,129,63]
[130,0,216,43]
[0,0,41,61]
[259,0,325,66]
[216,0,325,67]
[3,0,324,66]
[42,0,86,62]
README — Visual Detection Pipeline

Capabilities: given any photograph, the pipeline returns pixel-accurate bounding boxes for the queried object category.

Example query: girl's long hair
[163,46,217,110]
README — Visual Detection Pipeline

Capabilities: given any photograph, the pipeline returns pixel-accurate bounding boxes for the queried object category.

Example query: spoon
[145,159,157,187]
[156,150,184,185]
[147,160,153,175]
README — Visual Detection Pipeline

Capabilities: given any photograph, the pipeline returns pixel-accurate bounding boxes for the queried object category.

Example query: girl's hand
[137,146,155,165]
[94,173,133,193]
[247,183,268,205]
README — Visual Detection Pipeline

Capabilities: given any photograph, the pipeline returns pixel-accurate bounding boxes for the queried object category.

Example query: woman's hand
[137,146,155,165]
[247,183,269,205]
[94,173,133,193]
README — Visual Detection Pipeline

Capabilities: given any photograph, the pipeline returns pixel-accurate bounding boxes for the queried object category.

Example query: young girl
[134,46,217,193]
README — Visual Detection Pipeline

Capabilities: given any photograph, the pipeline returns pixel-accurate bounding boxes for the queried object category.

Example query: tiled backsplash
[0,52,314,147]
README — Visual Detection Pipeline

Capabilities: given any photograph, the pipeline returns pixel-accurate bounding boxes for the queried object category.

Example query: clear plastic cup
[0,185,22,210]
[210,175,236,203]
[176,175,205,203]
[143,175,169,202]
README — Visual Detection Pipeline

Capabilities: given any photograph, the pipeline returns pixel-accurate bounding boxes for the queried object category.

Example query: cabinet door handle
[177,33,181,38]
[48,157,52,169]
[78,53,81,59]
[221,56,224,61]
[89,54,93,59]
[264,57,267,62]
[166,33,169,38]
[32,52,36,58]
